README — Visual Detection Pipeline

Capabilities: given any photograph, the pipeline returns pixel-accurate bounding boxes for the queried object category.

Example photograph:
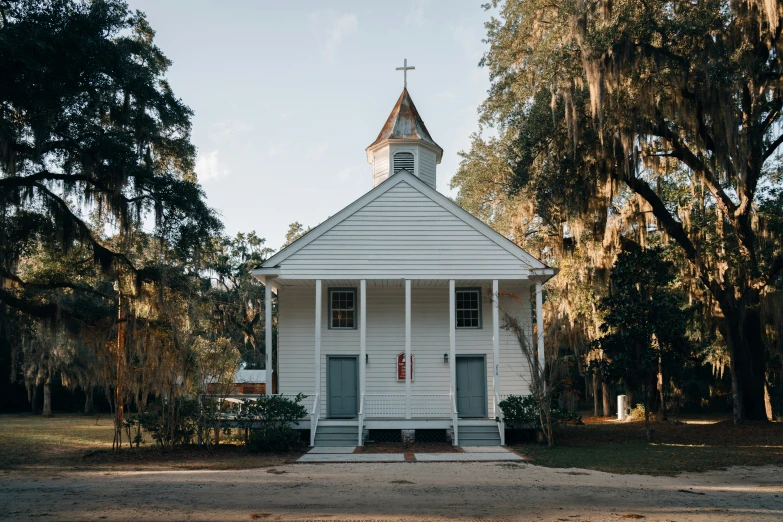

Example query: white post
[405,279,412,420]
[449,280,456,395]
[359,280,367,446]
[360,280,367,398]
[492,280,500,408]
[535,281,545,372]
[265,282,273,395]
[449,280,457,444]
[315,280,322,410]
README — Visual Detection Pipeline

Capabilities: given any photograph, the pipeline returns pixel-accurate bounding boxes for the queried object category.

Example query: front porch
[247,391,510,446]
[253,278,549,447]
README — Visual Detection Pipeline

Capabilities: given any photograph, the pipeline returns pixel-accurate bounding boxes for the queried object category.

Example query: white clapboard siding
[497,285,535,400]
[418,148,437,188]
[276,181,532,279]
[277,287,316,399]
[373,149,390,187]
[277,283,533,418]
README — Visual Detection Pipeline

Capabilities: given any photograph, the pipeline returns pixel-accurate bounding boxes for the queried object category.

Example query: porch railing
[363,393,452,418]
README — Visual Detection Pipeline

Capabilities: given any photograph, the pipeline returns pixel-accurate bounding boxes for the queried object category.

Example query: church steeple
[366,62,442,189]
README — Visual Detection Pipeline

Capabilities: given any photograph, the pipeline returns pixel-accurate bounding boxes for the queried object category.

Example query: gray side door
[327,356,358,418]
[456,356,487,418]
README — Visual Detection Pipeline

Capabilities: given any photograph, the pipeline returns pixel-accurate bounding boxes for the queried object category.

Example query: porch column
[265,282,273,395]
[449,280,456,408]
[535,280,545,372]
[405,279,412,419]
[315,280,322,404]
[360,280,367,402]
[492,280,500,408]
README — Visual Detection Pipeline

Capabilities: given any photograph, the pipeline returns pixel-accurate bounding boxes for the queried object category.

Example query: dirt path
[1,462,781,521]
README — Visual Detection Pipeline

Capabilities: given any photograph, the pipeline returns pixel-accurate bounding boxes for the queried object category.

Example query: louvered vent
[393,152,414,174]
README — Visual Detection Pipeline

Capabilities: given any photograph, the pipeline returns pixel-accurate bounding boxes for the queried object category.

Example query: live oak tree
[479,0,783,420]
[0,0,228,445]
[0,0,220,321]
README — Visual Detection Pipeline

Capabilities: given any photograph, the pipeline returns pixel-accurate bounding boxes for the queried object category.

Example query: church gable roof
[257,172,550,280]
[366,89,443,157]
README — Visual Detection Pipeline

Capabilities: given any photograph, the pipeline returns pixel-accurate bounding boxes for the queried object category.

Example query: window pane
[331,290,356,328]
[455,289,480,328]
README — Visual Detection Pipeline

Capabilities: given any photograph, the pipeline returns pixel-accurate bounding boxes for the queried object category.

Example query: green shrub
[499,394,583,429]
[552,407,583,425]
[237,393,309,452]
[248,425,302,452]
[138,397,200,449]
[498,394,538,428]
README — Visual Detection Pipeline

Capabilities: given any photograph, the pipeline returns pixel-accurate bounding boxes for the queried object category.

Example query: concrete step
[315,429,359,439]
[313,439,357,447]
[313,425,361,447]
[459,425,501,432]
[316,427,358,434]
[457,424,501,446]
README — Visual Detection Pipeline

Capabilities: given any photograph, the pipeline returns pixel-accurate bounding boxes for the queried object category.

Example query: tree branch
[765,256,783,288]
[761,132,783,164]
[760,98,783,135]
[649,122,739,217]
[622,173,724,300]
[0,266,112,299]
[32,182,138,272]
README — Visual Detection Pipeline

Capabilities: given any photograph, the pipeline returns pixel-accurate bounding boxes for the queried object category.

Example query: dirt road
[1,462,781,521]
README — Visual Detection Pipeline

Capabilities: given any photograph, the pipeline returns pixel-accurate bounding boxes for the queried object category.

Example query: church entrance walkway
[295,446,525,463]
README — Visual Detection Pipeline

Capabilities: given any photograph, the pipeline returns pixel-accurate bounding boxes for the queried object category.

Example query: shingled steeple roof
[366,88,443,159]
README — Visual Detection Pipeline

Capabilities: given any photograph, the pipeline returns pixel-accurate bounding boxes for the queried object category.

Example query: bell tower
[366,60,443,189]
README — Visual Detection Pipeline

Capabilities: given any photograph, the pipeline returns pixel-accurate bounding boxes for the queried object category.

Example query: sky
[128,0,494,253]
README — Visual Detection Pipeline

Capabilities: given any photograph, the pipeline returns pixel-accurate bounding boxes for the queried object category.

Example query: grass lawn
[0,413,304,472]
[511,415,783,475]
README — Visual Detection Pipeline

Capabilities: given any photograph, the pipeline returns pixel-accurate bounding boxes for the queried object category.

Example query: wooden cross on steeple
[396,58,415,89]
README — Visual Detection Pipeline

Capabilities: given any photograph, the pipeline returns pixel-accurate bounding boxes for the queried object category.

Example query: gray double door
[327,356,358,418]
[456,356,487,418]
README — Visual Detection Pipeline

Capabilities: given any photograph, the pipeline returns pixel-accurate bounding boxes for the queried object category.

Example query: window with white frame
[455,288,482,329]
[329,288,356,329]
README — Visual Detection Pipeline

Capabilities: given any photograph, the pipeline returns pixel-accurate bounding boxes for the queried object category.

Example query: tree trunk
[658,359,667,420]
[764,383,773,421]
[84,387,93,415]
[42,380,52,417]
[30,386,39,415]
[720,289,768,422]
[602,381,611,417]
[643,383,653,442]
[592,373,599,417]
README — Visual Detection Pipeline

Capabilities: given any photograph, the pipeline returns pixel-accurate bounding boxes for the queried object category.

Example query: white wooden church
[253,65,555,446]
